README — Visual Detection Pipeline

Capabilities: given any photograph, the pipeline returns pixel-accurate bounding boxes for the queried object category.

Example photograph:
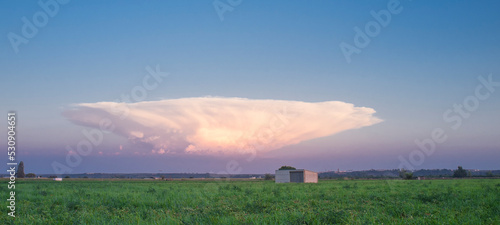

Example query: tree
[264,173,274,180]
[486,171,493,177]
[26,173,36,178]
[404,173,413,180]
[64,176,70,178]
[453,166,468,178]
[278,165,296,170]
[17,161,25,178]
[48,175,57,178]
[399,168,413,180]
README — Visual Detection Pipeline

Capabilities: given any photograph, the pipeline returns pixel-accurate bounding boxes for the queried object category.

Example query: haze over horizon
[1,1,500,174]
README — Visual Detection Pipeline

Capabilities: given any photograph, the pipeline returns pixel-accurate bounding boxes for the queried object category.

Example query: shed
[275,169,318,183]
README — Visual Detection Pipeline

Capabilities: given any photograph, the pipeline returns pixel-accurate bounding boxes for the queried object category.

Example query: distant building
[53,178,63,181]
[275,169,318,183]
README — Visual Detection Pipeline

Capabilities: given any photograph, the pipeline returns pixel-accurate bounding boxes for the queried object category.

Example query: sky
[1,0,499,174]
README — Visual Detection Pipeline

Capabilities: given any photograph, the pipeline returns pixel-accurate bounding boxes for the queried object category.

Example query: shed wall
[275,170,290,183]
[289,171,304,183]
[303,170,318,183]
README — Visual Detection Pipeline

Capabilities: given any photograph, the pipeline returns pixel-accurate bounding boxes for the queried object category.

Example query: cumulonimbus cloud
[63,97,382,155]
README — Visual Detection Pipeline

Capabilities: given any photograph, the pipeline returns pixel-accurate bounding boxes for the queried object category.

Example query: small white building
[275,169,318,183]
[53,178,63,181]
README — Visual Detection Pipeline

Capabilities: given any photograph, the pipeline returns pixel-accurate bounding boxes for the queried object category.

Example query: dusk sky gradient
[1,0,499,174]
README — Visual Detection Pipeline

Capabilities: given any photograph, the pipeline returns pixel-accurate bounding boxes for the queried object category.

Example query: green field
[2,178,499,224]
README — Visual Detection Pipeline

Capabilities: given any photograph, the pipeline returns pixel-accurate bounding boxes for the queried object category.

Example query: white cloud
[63,97,382,155]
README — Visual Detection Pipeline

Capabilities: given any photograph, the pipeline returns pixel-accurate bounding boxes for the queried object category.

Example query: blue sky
[1,0,499,174]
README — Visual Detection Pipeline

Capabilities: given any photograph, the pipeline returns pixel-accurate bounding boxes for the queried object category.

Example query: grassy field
[1,178,499,224]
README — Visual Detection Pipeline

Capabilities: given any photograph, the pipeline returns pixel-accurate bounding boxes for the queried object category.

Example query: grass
[1,178,499,224]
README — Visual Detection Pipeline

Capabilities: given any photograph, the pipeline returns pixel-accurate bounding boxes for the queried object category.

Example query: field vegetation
[1,178,499,224]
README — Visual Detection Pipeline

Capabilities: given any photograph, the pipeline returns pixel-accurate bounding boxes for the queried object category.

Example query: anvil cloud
[63,97,382,155]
